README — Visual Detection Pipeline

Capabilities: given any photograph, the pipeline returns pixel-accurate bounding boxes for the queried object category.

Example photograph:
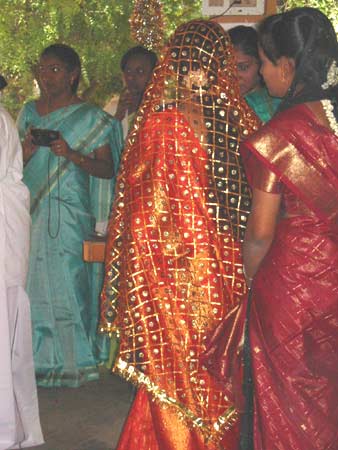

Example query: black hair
[258,7,338,117]
[41,44,81,93]
[228,25,259,61]
[0,75,7,91]
[120,46,158,72]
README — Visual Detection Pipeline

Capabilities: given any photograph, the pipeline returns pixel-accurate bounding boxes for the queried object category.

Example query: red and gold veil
[100,20,259,448]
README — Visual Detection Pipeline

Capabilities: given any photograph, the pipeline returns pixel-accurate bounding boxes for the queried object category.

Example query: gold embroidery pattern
[100,19,260,445]
[115,357,239,445]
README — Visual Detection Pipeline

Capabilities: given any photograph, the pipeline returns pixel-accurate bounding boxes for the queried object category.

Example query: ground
[29,368,133,450]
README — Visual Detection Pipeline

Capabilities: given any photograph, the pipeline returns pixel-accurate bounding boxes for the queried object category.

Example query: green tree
[1,0,335,118]
[0,0,202,117]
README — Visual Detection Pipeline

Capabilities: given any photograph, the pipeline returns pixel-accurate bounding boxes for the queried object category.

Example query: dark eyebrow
[38,64,63,69]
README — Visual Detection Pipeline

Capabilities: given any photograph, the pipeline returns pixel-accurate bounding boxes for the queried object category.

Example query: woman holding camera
[17,44,123,387]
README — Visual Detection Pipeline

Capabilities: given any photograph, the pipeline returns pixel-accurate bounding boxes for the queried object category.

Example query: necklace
[321,99,338,137]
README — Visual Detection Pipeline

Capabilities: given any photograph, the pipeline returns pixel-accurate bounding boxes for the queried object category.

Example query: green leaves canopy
[0,0,201,116]
[0,0,336,117]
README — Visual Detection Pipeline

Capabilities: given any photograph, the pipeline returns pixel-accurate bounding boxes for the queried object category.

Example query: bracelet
[78,154,86,165]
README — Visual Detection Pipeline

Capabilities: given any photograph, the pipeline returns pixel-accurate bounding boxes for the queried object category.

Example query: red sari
[231,104,338,450]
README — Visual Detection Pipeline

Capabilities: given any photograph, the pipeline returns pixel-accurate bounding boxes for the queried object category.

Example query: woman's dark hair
[258,7,338,117]
[0,75,7,91]
[228,25,259,61]
[41,44,81,93]
[120,46,158,72]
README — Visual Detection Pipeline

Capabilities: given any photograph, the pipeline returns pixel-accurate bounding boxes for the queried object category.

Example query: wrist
[68,149,86,166]
[115,110,125,121]
[23,143,34,161]
[243,265,253,285]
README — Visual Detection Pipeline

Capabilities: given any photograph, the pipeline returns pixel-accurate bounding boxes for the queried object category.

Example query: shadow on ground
[29,369,133,450]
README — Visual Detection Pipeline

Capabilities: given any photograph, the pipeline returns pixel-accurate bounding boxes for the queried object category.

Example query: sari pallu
[17,102,123,387]
[105,109,247,449]
[242,104,338,450]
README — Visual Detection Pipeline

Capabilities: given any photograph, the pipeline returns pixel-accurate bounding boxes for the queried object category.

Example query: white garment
[99,96,130,235]
[0,105,44,449]
[104,95,129,139]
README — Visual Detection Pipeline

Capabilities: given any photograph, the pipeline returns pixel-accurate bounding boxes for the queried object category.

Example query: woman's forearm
[22,139,37,165]
[242,188,281,286]
[66,150,114,179]
[243,236,273,282]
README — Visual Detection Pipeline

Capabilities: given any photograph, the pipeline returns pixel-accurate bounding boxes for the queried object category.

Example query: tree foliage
[0,0,336,118]
[0,0,202,117]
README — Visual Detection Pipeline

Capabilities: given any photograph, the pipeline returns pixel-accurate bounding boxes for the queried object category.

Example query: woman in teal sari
[229,25,280,123]
[17,44,123,387]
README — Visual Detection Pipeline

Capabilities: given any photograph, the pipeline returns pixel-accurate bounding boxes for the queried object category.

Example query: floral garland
[321,99,338,137]
[321,60,338,90]
[321,60,338,137]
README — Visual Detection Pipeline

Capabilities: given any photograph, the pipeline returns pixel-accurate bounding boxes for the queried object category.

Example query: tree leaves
[0,0,201,116]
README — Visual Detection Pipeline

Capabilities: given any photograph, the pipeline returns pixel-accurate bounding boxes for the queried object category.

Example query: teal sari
[17,101,123,387]
[245,86,280,123]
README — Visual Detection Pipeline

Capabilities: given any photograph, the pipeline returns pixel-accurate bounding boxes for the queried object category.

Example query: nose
[125,71,136,82]
[38,67,49,80]
[39,73,49,89]
[40,71,47,81]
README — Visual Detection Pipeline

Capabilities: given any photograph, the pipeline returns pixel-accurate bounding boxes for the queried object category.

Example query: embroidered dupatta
[100,20,259,448]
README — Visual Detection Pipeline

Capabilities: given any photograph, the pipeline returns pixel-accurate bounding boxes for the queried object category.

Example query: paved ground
[29,368,133,450]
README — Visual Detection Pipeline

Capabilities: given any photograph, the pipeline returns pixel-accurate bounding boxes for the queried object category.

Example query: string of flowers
[321,60,338,136]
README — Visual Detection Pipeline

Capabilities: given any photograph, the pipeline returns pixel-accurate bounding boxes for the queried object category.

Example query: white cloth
[104,95,129,139]
[0,105,43,449]
[99,95,130,235]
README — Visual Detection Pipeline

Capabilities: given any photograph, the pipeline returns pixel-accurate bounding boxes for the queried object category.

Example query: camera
[31,128,60,146]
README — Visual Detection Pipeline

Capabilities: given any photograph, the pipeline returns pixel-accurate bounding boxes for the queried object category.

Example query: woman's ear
[70,68,80,86]
[279,56,295,85]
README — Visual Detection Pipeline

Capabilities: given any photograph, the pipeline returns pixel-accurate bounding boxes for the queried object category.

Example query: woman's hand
[115,88,133,121]
[50,134,114,179]
[22,128,38,164]
[49,136,71,158]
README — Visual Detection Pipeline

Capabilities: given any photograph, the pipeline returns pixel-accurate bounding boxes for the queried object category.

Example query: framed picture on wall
[202,0,265,16]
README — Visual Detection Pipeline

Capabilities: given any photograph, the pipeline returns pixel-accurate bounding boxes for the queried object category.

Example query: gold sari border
[114,357,238,445]
[246,129,338,224]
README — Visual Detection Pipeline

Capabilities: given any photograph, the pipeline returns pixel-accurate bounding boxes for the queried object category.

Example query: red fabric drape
[100,20,260,449]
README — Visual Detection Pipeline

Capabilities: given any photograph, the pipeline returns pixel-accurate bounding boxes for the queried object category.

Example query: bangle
[78,154,86,165]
